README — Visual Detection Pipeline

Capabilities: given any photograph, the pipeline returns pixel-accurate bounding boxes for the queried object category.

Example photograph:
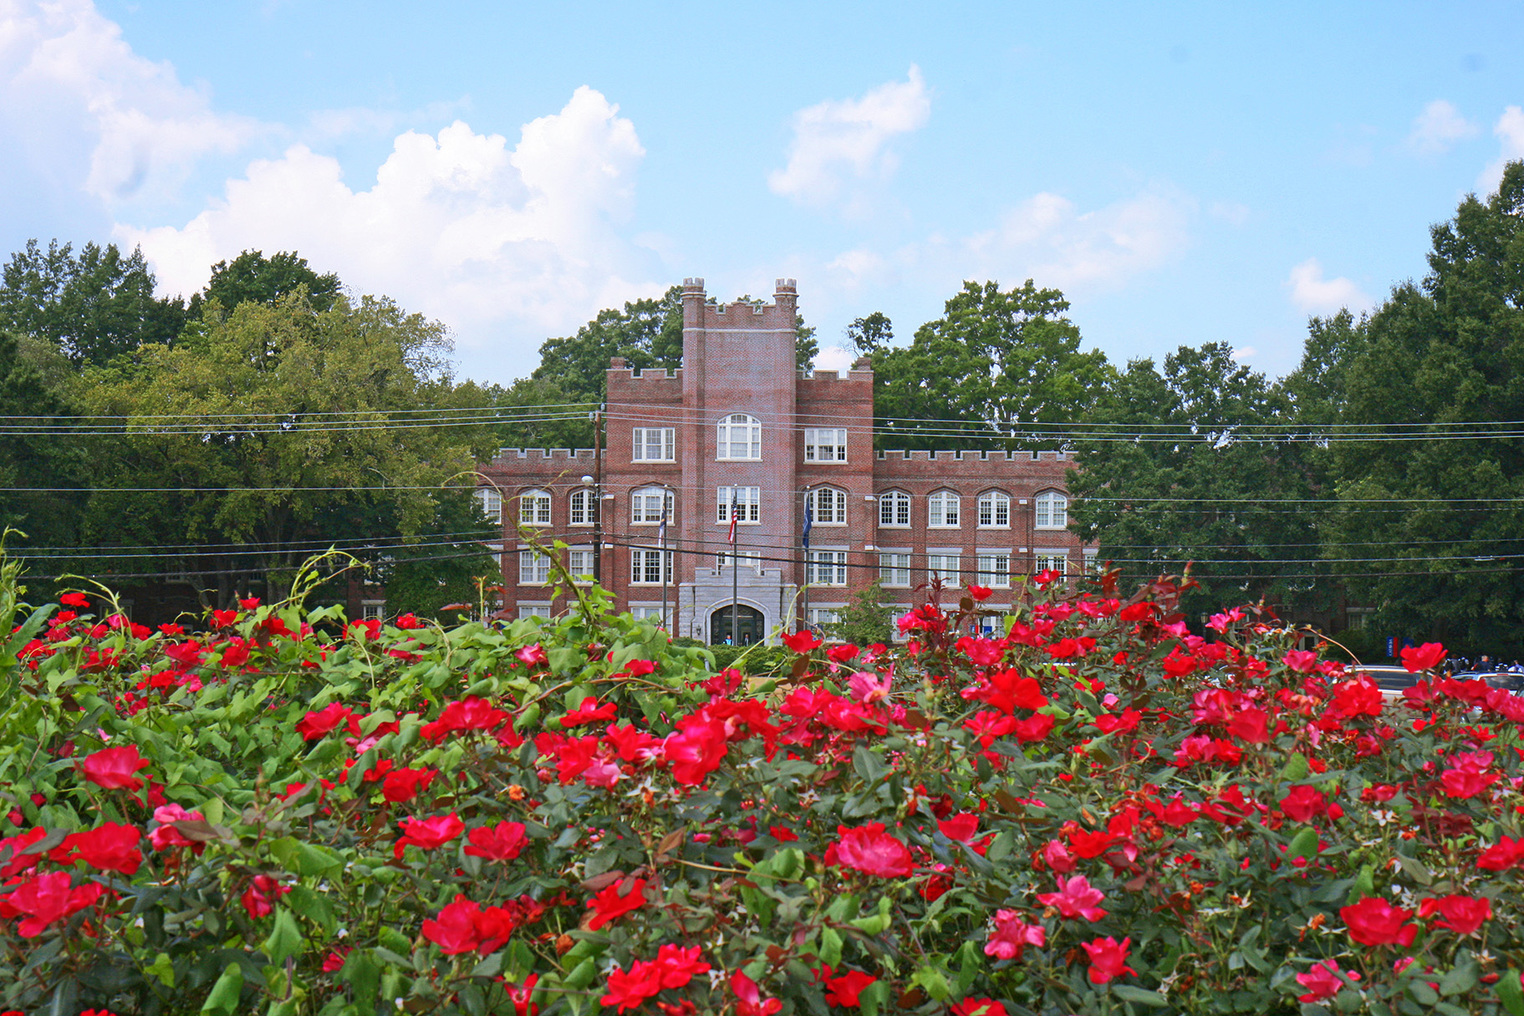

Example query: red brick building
[478,278,1089,642]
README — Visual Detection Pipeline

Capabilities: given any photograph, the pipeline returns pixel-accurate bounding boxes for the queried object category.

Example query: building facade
[478,278,1089,642]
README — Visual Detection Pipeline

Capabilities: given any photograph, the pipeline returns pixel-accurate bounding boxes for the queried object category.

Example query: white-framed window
[360,599,386,622]
[804,427,848,463]
[717,413,762,460]
[1035,490,1068,529]
[806,550,848,586]
[518,549,551,585]
[807,607,841,628]
[569,489,597,526]
[633,427,675,462]
[1083,549,1100,575]
[631,486,674,524]
[1035,550,1069,576]
[631,548,674,585]
[879,553,911,587]
[808,486,848,525]
[475,488,503,524]
[976,552,1011,588]
[717,486,761,524]
[928,491,960,528]
[878,490,910,527]
[717,550,761,570]
[630,606,668,623]
[927,553,961,586]
[978,491,1010,528]
[519,489,552,526]
[568,548,596,584]
[519,604,552,620]
[890,604,914,642]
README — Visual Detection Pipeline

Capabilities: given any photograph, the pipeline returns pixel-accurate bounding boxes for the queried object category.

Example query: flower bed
[3,570,1524,1016]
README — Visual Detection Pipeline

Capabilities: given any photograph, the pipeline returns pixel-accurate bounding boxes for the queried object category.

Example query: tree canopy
[871,280,1112,448]
[0,240,186,365]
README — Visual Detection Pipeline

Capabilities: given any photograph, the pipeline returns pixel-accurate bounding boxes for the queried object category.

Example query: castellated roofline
[488,448,599,464]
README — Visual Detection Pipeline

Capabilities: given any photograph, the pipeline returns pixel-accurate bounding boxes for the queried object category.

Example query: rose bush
[3,554,1524,1015]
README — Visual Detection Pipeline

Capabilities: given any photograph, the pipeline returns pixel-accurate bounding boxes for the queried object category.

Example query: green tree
[825,580,896,646]
[70,291,497,609]
[198,249,341,314]
[1067,343,1322,618]
[872,280,1112,448]
[0,331,89,567]
[1323,160,1524,652]
[0,239,187,364]
[845,311,893,357]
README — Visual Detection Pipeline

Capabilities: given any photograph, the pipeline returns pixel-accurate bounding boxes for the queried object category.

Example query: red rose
[1400,641,1447,673]
[1341,896,1417,947]
[830,823,914,878]
[79,746,151,791]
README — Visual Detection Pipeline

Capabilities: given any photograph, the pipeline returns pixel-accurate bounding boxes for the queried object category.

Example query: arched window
[717,413,762,460]
[569,488,597,526]
[631,485,674,524]
[807,486,848,525]
[475,487,502,523]
[878,490,910,527]
[1035,490,1068,529]
[928,490,960,528]
[519,489,551,526]
[978,490,1010,528]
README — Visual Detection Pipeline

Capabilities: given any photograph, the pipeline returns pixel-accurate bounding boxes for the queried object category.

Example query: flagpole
[659,493,668,632]
[730,493,739,645]
[801,486,812,633]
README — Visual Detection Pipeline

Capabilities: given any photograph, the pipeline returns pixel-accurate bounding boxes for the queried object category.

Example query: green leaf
[1281,753,1309,782]
[262,908,304,966]
[1497,969,1524,1016]
[1394,853,1433,886]
[1438,953,1478,997]
[341,950,381,1009]
[201,962,244,1016]
[852,743,885,784]
[1287,827,1319,862]
[144,951,175,988]
[269,836,344,877]
[820,926,843,968]
[1111,984,1169,1007]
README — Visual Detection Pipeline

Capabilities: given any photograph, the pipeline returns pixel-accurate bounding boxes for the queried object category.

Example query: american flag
[728,494,738,544]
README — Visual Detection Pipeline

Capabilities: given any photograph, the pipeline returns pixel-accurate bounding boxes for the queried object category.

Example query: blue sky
[3,1,1521,386]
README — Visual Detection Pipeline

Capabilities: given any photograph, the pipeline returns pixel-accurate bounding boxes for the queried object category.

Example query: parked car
[1353,665,1424,705]
[1453,670,1522,692]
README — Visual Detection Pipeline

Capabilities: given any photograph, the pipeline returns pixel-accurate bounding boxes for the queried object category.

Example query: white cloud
[117,88,659,373]
[1287,258,1370,314]
[768,66,930,211]
[1478,105,1524,194]
[1230,345,1257,362]
[964,186,1195,293]
[1405,99,1479,155]
[0,0,261,203]
[813,345,856,374]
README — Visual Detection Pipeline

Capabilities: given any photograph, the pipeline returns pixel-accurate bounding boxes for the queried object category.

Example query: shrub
[3,567,1524,1015]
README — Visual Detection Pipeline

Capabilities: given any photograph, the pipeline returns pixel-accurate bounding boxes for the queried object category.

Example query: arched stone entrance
[709,604,764,646]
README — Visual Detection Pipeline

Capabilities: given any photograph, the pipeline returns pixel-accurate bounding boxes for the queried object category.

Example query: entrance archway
[710,604,764,646]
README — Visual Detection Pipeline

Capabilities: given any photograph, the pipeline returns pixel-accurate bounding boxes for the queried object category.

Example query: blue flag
[802,503,813,550]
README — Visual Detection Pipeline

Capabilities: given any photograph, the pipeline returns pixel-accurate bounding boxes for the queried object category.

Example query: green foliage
[1319,160,1524,649]
[826,580,896,646]
[1067,342,1323,617]
[59,292,494,611]
[0,239,187,365]
[4,556,1523,1016]
[872,279,1112,449]
[199,250,341,315]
